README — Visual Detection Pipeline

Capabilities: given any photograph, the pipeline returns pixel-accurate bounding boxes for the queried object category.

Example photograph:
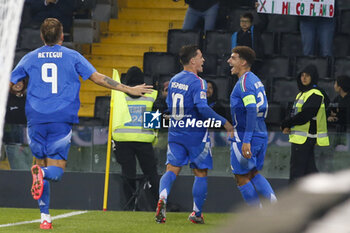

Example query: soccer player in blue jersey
[227,46,277,207]
[155,45,233,224]
[10,18,152,229]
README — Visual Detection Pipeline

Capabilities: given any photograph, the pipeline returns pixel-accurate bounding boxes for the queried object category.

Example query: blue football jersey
[11,45,96,126]
[167,70,209,146]
[230,72,268,142]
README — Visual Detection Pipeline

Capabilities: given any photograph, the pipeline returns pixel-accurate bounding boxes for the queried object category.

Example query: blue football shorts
[230,137,267,175]
[27,122,72,161]
[166,139,213,170]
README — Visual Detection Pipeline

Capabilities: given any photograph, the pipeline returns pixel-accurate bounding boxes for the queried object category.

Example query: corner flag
[103,69,131,211]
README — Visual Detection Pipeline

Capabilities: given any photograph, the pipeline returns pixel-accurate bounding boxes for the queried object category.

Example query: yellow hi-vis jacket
[112,90,158,143]
[289,88,329,146]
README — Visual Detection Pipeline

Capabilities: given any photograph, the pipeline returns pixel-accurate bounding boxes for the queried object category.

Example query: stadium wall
[0,171,288,212]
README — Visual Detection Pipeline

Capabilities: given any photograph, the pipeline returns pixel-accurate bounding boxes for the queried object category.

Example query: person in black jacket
[281,64,330,183]
[327,75,350,132]
[3,79,27,144]
[181,0,219,31]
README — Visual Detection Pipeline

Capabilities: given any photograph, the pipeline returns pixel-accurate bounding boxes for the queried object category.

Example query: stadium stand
[157,74,173,92]
[13,49,31,68]
[73,19,100,43]
[339,9,350,35]
[332,34,350,57]
[278,32,304,57]
[92,0,112,22]
[261,32,277,56]
[143,52,181,77]
[256,56,291,79]
[318,78,337,102]
[167,29,203,55]
[203,30,232,57]
[203,75,231,102]
[266,14,299,33]
[19,28,42,50]
[338,0,350,10]
[216,53,232,76]
[294,56,331,78]
[94,96,111,126]
[271,76,299,104]
[333,57,350,78]
[201,53,217,75]
[265,102,283,129]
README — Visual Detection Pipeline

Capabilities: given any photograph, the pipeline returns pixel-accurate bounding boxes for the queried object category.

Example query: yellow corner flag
[103,69,131,211]
[111,69,131,128]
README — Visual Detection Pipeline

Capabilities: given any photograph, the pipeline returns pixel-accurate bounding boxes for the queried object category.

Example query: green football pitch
[0,208,233,233]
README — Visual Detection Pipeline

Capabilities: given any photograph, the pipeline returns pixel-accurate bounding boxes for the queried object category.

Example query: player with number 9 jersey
[9,18,153,230]
[11,44,96,126]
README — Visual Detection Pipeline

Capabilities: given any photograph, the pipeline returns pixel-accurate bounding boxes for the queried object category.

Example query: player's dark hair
[179,45,199,65]
[232,46,256,67]
[336,75,350,92]
[40,18,63,46]
[240,12,254,23]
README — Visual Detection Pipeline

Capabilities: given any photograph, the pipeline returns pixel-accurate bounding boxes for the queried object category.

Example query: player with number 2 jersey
[228,46,276,207]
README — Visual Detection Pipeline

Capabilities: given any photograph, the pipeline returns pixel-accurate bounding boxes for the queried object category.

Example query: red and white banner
[257,0,335,18]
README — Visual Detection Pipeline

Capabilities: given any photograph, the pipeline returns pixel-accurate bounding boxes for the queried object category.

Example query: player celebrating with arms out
[227,46,277,207]
[155,45,233,224]
[10,18,152,229]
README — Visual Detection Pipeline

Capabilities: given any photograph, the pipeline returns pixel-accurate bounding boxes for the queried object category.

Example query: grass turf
[0,208,233,233]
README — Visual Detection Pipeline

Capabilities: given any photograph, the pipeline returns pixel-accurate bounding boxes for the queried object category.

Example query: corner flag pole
[103,69,131,211]
[102,82,114,211]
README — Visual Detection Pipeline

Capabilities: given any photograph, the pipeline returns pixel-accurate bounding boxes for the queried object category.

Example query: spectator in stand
[5,80,27,125]
[206,80,226,119]
[207,80,228,146]
[28,0,76,33]
[3,79,27,144]
[153,81,170,115]
[231,12,264,58]
[299,16,336,57]
[180,0,219,32]
[328,75,350,132]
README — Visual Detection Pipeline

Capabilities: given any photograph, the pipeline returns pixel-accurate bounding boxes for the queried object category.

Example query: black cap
[125,66,144,86]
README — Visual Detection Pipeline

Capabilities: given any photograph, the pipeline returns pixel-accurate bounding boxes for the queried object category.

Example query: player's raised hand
[128,83,153,96]
[224,121,234,139]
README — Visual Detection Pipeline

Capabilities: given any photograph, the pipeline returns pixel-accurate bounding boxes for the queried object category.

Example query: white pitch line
[0,210,88,228]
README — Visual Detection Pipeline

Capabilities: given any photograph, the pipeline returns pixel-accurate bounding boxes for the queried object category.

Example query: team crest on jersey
[200,91,206,99]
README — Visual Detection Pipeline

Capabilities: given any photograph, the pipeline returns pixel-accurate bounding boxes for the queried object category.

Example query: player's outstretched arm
[89,72,153,96]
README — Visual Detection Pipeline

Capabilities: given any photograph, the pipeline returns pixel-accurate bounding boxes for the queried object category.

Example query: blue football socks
[237,181,261,207]
[159,171,177,202]
[192,176,207,217]
[42,166,64,181]
[251,173,277,203]
[38,180,50,214]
